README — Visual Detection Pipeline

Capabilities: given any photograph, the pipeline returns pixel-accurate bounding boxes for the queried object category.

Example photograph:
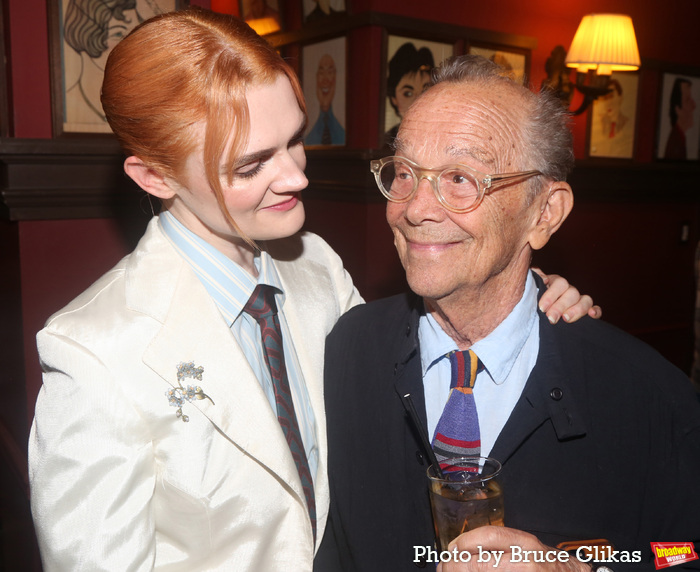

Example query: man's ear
[123,156,176,200]
[527,180,574,251]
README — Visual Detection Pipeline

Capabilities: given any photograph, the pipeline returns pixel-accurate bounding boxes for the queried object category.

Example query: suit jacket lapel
[390,296,439,547]
[273,252,333,548]
[129,220,309,506]
[392,297,427,437]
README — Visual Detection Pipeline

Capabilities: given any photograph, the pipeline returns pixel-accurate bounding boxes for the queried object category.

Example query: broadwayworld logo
[650,543,699,569]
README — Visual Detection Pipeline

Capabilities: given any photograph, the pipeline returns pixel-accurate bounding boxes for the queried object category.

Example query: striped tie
[244,284,316,541]
[432,349,484,471]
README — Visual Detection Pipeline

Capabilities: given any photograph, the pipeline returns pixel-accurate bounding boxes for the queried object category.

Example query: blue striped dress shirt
[159,211,318,483]
[419,273,540,458]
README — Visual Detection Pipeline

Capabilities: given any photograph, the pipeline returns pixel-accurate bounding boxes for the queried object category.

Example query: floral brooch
[166,361,215,422]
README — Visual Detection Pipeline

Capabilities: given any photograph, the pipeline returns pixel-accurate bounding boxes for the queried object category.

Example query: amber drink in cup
[427,456,504,550]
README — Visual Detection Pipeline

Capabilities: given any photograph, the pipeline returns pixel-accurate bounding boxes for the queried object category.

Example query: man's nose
[404,176,444,222]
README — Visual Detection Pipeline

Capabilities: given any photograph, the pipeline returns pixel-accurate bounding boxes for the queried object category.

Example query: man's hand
[533,268,602,324]
[436,526,590,572]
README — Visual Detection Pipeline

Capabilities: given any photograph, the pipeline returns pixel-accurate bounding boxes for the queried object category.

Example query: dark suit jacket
[316,283,700,571]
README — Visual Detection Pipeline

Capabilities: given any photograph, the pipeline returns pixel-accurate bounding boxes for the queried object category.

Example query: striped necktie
[431,349,484,471]
[244,284,316,541]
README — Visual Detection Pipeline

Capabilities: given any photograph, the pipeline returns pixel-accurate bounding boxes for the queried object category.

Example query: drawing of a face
[316,54,337,112]
[93,8,139,70]
[391,68,432,118]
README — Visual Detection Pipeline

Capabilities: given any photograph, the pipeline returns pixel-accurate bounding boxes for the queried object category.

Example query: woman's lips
[264,194,300,212]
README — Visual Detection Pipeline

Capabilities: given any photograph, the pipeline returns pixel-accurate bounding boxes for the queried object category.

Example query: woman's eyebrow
[234,117,307,169]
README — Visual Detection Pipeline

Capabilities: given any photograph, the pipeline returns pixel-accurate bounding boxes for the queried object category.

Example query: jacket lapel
[128,220,308,506]
[273,254,334,548]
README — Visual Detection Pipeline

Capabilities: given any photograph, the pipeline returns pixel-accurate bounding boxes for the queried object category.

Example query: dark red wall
[5,0,700,423]
[3,2,698,569]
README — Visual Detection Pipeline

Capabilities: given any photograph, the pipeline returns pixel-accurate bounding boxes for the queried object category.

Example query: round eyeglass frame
[370,156,543,214]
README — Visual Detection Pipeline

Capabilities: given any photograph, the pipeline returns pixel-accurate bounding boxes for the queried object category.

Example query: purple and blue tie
[244,284,316,541]
[432,349,484,472]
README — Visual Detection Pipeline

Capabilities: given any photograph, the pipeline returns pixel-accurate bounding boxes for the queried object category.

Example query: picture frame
[656,71,700,161]
[302,0,347,25]
[587,72,639,159]
[383,34,454,148]
[467,42,530,86]
[47,0,188,137]
[240,0,283,35]
[302,36,347,147]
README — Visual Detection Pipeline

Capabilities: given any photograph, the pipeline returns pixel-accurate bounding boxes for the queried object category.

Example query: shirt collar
[159,211,285,326]
[418,273,538,383]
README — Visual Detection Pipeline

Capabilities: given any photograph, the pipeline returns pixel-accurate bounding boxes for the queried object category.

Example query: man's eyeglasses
[370,156,543,214]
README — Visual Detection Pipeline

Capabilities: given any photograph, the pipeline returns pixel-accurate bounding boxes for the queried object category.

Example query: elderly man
[316,56,700,571]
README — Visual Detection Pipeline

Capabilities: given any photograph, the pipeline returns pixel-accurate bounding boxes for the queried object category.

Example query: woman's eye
[235,161,264,179]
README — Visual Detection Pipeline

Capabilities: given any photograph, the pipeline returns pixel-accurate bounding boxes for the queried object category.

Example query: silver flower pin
[166,361,215,422]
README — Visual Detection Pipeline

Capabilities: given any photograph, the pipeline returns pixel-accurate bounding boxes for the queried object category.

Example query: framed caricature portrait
[384,35,453,147]
[302,0,346,24]
[302,37,347,147]
[656,72,700,161]
[48,0,186,136]
[468,44,529,85]
[588,72,639,159]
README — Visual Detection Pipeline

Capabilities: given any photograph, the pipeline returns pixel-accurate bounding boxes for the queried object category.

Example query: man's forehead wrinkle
[445,144,496,167]
[395,84,529,171]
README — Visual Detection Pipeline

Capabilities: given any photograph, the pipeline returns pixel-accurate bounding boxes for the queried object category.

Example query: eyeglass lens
[380,159,480,210]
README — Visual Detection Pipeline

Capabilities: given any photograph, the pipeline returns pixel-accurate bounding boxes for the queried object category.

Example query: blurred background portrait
[302,0,345,23]
[589,73,639,159]
[60,0,178,133]
[468,45,527,85]
[384,35,452,147]
[657,73,700,160]
[303,36,347,146]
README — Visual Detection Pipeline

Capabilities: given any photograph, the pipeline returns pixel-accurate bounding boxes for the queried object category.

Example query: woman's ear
[123,156,176,200]
[527,180,574,251]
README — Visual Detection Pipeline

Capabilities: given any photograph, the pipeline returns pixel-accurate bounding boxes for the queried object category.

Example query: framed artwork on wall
[656,72,700,161]
[47,0,188,137]
[468,43,529,86]
[302,36,347,147]
[302,0,346,24]
[588,72,639,159]
[383,35,454,148]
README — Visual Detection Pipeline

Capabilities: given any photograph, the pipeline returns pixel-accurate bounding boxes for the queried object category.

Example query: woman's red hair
[101,8,305,239]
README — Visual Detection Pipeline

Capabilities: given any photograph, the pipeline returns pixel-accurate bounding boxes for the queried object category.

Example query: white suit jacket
[29,217,363,571]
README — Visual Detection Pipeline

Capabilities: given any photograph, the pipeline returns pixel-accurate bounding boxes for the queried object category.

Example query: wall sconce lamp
[210,0,282,35]
[561,14,641,115]
[246,17,282,35]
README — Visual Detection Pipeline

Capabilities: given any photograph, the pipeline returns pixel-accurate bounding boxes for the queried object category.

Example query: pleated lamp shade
[565,14,641,75]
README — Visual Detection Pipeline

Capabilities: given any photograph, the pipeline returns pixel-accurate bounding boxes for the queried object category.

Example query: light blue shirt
[159,212,318,483]
[420,273,540,457]
[305,106,346,145]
